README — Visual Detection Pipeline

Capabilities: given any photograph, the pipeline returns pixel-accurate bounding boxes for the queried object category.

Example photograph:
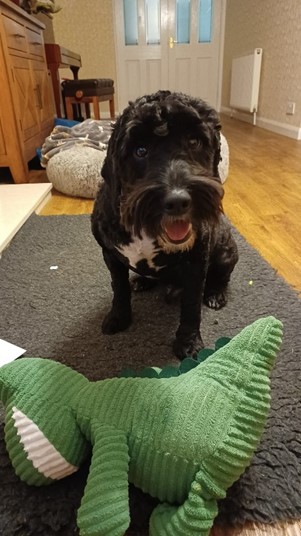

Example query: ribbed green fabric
[0,316,283,536]
[77,424,130,536]
[1,358,90,470]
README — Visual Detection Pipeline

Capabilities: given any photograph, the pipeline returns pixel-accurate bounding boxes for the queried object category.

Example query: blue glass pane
[123,0,138,45]
[146,0,160,44]
[198,0,212,43]
[176,0,190,44]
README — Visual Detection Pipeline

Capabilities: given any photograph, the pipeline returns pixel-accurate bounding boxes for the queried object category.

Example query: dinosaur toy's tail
[149,316,283,536]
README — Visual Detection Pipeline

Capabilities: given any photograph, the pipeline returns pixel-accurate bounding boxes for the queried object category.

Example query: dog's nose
[164,190,191,216]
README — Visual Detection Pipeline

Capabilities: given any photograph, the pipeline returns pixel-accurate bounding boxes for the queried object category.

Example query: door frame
[113,0,227,114]
[215,0,226,112]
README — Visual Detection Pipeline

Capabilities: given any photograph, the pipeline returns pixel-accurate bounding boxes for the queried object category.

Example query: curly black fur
[92,90,238,359]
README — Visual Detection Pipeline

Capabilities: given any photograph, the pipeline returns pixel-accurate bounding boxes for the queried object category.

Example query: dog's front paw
[204,291,227,310]
[173,331,204,360]
[102,310,132,334]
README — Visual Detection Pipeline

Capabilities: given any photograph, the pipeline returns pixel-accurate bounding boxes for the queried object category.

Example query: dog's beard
[120,174,223,252]
[120,182,163,237]
[157,217,196,253]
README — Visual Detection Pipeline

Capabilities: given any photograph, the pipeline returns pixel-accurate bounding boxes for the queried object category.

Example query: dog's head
[102,90,224,252]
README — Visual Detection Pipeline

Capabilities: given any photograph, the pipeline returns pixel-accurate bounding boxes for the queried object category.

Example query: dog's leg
[131,275,158,292]
[102,248,132,334]
[173,245,208,359]
[204,234,238,310]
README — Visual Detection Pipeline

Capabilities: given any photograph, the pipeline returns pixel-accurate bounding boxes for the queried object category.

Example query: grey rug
[0,214,300,535]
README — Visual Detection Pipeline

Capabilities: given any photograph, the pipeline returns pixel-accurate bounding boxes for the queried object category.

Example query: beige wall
[222,0,301,130]
[50,0,117,114]
[40,0,301,131]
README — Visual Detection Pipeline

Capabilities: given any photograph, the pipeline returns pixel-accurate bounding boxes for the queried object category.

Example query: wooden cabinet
[0,0,55,183]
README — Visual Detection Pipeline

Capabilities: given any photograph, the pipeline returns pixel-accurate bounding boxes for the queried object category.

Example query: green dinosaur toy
[0,316,282,536]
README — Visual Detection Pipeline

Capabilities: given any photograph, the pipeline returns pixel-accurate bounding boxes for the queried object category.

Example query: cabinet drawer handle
[13,33,25,39]
[31,41,41,46]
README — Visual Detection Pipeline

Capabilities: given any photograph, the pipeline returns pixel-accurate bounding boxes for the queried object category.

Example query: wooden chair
[62,78,115,120]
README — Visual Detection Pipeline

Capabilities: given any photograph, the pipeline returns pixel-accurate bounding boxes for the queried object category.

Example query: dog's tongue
[164,220,190,242]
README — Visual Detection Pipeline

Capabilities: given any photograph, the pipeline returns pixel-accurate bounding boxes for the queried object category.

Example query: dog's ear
[101,158,110,183]
[212,127,222,180]
[101,114,126,185]
[100,113,131,201]
[105,108,133,167]
[100,152,122,206]
[199,106,222,180]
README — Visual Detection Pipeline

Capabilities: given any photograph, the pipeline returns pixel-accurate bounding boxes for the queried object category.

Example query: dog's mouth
[162,219,192,244]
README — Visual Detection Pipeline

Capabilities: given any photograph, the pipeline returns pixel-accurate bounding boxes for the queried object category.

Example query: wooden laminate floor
[30,116,301,535]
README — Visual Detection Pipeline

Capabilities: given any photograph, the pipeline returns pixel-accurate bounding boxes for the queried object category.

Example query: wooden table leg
[48,64,61,117]
[109,96,115,118]
[92,97,100,119]
[70,65,80,79]
[65,97,74,119]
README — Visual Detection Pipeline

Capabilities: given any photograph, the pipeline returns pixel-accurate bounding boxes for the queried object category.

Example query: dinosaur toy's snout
[0,358,90,485]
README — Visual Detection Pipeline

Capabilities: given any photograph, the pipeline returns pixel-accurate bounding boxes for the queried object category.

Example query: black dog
[91,90,238,359]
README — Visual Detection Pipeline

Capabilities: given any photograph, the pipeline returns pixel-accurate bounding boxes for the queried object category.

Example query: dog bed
[41,119,113,199]
[219,133,229,184]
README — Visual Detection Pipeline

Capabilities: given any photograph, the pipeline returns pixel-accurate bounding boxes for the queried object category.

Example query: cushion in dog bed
[46,145,106,199]
[219,133,229,184]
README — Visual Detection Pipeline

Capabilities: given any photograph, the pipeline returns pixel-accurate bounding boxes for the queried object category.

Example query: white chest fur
[116,231,164,271]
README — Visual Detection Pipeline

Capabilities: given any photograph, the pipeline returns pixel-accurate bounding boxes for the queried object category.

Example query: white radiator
[230,48,262,124]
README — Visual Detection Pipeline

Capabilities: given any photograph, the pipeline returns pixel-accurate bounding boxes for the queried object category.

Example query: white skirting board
[221,107,301,141]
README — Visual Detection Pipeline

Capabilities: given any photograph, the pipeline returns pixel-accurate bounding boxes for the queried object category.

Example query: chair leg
[92,97,100,119]
[65,97,74,120]
[85,103,91,118]
[109,96,115,119]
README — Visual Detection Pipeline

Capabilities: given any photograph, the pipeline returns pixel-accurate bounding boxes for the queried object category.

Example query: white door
[113,0,225,113]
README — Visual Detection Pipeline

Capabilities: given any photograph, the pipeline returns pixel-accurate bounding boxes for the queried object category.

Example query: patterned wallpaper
[51,0,117,114]
[222,0,301,128]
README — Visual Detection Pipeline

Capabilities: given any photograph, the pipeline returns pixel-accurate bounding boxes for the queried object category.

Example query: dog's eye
[188,138,201,149]
[135,146,148,158]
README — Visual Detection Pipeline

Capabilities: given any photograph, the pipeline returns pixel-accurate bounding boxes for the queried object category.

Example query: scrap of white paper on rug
[0,339,25,366]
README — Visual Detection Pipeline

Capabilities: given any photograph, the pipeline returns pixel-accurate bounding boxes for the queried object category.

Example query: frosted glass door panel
[176,0,190,44]
[198,0,212,42]
[124,0,138,45]
[146,0,160,44]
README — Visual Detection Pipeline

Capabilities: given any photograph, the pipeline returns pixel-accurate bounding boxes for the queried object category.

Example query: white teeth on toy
[12,406,78,479]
